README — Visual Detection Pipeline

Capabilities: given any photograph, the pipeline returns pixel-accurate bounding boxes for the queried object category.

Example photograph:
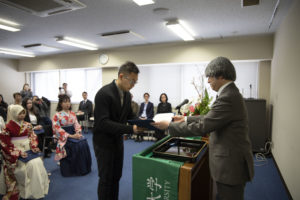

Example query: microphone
[175,99,189,109]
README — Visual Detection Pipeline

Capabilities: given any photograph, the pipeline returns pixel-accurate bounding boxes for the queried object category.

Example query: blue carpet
[1,132,291,199]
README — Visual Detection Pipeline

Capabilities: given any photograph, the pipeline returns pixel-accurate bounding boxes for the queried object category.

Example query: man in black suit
[77,91,93,121]
[93,61,141,200]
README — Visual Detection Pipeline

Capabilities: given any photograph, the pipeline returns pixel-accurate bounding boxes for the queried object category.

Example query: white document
[153,113,174,122]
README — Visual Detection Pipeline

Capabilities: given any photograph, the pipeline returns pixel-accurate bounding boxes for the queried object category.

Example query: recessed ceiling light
[166,20,195,41]
[0,47,35,57]
[132,0,154,6]
[56,36,98,50]
[0,18,20,32]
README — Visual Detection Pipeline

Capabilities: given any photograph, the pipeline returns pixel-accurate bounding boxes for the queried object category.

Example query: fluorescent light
[166,20,195,41]
[0,48,35,57]
[0,19,20,32]
[56,37,98,50]
[132,0,154,6]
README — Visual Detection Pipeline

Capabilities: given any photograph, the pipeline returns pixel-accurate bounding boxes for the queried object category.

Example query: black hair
[13,92,21,99]
[159,93,168,103]
[118,61,140,76]
[143,93,150,97]
[22,97,39,116]
[23,83,29,90]
[56,95,72,112]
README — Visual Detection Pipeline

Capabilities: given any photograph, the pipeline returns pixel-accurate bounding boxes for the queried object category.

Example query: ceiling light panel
[0,18,20,32]
[166,20,195,41]
[56,37,98,50]
[132,0,154,6]
[0,47,35,57]
[23,44,61,52]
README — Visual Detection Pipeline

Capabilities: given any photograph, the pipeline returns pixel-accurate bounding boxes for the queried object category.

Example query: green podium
[133,136,212,200]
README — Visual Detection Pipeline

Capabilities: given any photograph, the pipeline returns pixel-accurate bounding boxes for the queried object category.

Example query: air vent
[23,43,60,52]
[241,0,259,7]
[100,30,144,43]
[0,0,86,17]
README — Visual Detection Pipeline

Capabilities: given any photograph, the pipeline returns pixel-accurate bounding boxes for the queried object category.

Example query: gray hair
[205,56,236,81]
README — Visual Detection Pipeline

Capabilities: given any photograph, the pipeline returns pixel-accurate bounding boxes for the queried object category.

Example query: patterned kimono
[0,120,49,200]
[52,110,91,177]
[52,110,81,160]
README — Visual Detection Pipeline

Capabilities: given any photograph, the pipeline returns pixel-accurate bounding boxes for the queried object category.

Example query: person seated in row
[0,94,8,122]
[136,93,154,142]
[32,95,51,118]
[155,93,172,141]
[157,93,172,114]
[0,105,49,200]
[6,92,22,122]
[22,97,52,158]
[20,83,33,99]
[52,95,91,177]
[77,91,93,122]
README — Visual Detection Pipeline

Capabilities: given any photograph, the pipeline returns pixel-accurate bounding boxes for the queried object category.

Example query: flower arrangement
[181,75,213,116]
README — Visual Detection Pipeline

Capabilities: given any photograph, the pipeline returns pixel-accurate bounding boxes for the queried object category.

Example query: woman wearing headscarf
[52,95,91,177]
[0,105,49,200]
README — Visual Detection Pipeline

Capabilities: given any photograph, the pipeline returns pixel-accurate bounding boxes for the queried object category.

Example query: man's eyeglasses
[124,76,138,85]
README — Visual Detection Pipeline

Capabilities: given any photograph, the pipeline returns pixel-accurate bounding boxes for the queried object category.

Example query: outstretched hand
[151,121,170,130]
[172,115,185,122]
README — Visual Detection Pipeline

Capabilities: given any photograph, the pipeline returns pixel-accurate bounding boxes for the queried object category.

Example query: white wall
[18,35,273,72]
[271,1,300,199]
[0,58,25,104]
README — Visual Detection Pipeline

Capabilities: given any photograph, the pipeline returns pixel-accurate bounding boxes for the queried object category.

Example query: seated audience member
[131,94,139,117]
[157,93,172,114]
[32,95,50,118]
[0,116,4,131]
[136,93,154,142]
[52,95,91,177]
[0,105,49,200]
[0,94,8,121]
[58,83,72,98]
[6,92,22,122]
[138,93,154,119]
[22,97,52,157]
[155,93,172,141]
[20,83,33,99]
[77,91,93,122]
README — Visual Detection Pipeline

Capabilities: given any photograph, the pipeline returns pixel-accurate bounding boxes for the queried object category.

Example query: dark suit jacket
[78,99,93,117]
[93,80,136,148]
[169,83,254,185]
[138,102,154,119]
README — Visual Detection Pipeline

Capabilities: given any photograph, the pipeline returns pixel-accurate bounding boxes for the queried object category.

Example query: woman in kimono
[52,94,91,177]
[0,105,49,200]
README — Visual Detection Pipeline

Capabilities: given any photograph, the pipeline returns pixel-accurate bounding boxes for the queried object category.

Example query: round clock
[99,54,109,65]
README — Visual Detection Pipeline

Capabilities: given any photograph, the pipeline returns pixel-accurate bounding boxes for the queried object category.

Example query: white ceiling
[0,0,293,59]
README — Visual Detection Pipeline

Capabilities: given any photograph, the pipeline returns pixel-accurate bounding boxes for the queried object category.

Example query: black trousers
[216,182,246,200]
[93,140,124,200]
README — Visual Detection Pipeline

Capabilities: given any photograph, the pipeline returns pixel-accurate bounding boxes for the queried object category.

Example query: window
[31,68,102,102]
[131,61,258,108]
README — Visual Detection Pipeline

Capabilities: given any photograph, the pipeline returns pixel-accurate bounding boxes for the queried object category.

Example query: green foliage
[191,88,213,116]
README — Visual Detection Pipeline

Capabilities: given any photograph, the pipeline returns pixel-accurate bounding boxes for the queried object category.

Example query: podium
[178,150,212,200]
[133,136,212,200]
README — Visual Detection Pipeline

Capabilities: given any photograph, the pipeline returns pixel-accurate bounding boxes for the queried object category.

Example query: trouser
[93,141,124,200]
[216,182,246,200]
